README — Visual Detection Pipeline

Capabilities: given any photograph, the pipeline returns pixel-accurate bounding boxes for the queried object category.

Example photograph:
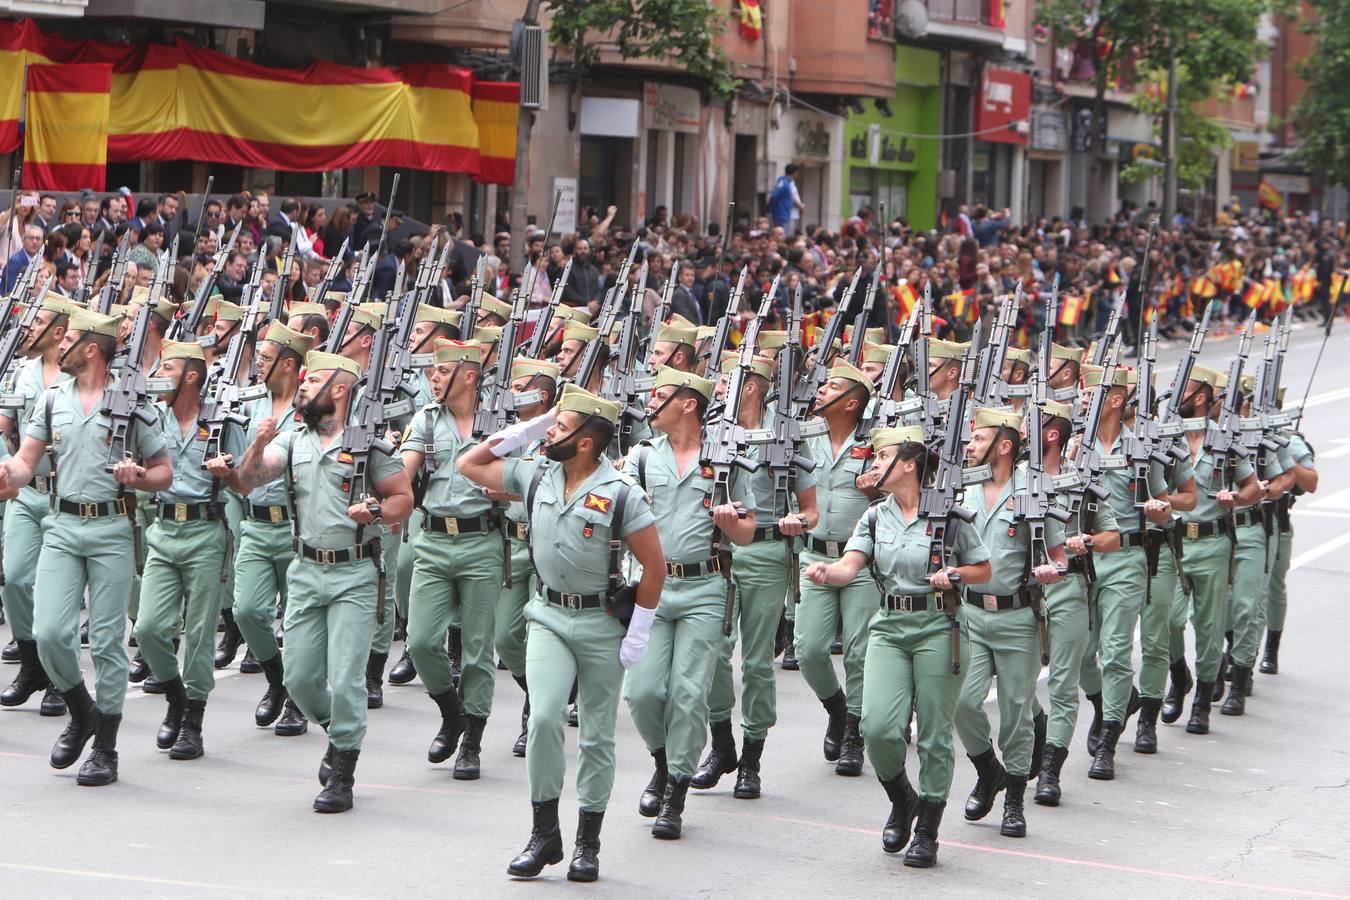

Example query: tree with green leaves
[1120,67,1235,192]
[1036,0,1265,222]
[508,0,741,273]
[1292,0,1350,190]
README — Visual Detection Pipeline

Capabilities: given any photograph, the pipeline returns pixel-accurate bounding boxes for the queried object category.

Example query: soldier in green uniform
[459,385,665,882]
[286,301,331,349]
[646,315,699,374]
[1172,365,1262,733]
[795,359,880,777]
[1262,410,1317,675]
[217,350,413,812]
[399,338,502,778]
[555,320,605,394]
[0,308,173,785]
[0,293,78,716]
[623,366,757,839]
[954,407,1068,838]
[493,356,562,756]
[694,351,818,799]
[1033,399,1120,806]
[1077,363,1178,779]
[213,321,314,735]
[807,426,991,868]
[135,341,245,760]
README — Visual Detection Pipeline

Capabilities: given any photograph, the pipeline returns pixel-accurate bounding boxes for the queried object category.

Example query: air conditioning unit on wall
[516,24,549,110]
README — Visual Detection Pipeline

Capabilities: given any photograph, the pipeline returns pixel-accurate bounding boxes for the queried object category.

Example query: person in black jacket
[560,238,601,307]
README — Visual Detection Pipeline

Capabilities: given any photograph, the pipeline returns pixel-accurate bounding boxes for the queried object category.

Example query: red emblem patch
[700,465,714,479]
[583,492,612,515]
[196,426,209,441]
[850,446,873,459]
[337,452,354,465]
[1007,526,1017,537]
[583,525,593,538]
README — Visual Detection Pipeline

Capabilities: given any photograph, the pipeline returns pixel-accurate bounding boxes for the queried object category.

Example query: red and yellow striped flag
[1242,279,1265,310]
[1332,272,1346,304]
[23,62,111,190]
[947,288,976,325]
[1058,292,1084,326]
[892,281,918,324]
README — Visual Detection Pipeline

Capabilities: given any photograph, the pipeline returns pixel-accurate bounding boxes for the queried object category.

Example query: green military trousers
[33,512,134,714]
[282,557,378,751]
[1266,526,1293,633]
[231,518,293,664]
[406,527,503,712]
[708,540,788,741]
[861,607,968,803]
[794,548,881,715]
[524,595,626,812]
[955,603,1041,777]
[1179,533,1231,683]
[2,488,49,642]
[370,526,403,656]
[219,494,244,611]
[1043,572,1091,750]
[125,495,157,622]
[495,536,533,679]
[1088,546,1146,723]
[1138,541,1182,700]
[135,517,230,702]
[1229,523,1272,668]
[625,574,725,781]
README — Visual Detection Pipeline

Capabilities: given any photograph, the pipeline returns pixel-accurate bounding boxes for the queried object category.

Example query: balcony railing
[924,0,1004,28]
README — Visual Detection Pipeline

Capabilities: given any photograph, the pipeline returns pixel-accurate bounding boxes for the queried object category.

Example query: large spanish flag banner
[24,62,111,190]
[471,81,518,185]
[0,19,518,184]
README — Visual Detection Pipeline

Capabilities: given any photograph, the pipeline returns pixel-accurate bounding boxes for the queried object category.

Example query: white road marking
[0,861,350,898]
[1290,530,1350,572]
[1308,485,1350,510]
[1316,439,1350,460]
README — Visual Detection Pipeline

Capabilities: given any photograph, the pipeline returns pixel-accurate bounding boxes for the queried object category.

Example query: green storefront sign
[843,46,941,231]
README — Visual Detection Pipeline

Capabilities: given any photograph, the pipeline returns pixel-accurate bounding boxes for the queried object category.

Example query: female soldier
[806,426,991,868]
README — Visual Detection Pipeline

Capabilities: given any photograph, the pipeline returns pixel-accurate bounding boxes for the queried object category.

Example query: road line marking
[0,862,356,898]
[1308,485,1350,510]
[711,809,1350,899]
[1290,530,1350,571]
[1292,510,1350,520]
[1316,439,1350,460]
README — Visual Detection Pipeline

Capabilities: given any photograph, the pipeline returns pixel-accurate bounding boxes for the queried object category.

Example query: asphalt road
[2,317,1349,899]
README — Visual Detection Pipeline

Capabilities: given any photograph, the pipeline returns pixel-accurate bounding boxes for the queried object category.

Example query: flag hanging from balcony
[738,0,762,41]
[23,62,111,191]
[0,18,519,183]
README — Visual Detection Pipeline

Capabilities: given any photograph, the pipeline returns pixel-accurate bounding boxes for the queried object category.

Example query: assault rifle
[75,229,105,305]
[1016,368,1071,664]
[93,230,133,315]
[790,266,861,418]
[765,284,816,608]
[845,266,881,367]
[571,250,631,391]
[1063,335,1123,584]
[1090,291,1126,366]
[610,260,655,454]
[702,267,750,389]
[870,294,923,432]
[307,237,350,310]
[325,246,377,353]
[1203,311,1256,584]
[526,255,573,359]
[972,288,1019,408]
[169,219,242,342]
[920,319,982,674]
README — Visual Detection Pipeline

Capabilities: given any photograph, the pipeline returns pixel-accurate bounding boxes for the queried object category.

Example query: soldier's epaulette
[615,470,641,489]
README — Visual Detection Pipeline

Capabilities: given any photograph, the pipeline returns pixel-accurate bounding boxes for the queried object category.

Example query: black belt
[751,525,787,543]
[964,588,1030,612]
[1066,556,1092,575]
[421,512,496,535]
[507,520,529,541]
[1182,520,1225,540]
[1121,531,1147,548]
[882,593,935,613]
[299,540,379,564]
[1232,508,1262,528]
[805,536,847,558]
[544,587,606,610]
[248,504,290,523]
[56,497,129,519]
[26,476,50,494]
[665,557,722,578]
[158,501,224,523]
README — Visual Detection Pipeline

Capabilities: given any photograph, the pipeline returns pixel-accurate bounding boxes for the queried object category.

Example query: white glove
[619,604,657,669]
[489,410,557,457]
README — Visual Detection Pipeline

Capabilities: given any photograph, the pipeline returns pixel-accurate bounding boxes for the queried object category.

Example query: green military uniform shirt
[845,498,989,594]
[268,427,404,549]
[406,404,493,518]
[242,397,300,508]
[966,467,1067,596]
[1095,427,1168,534]
[155,404,246,503]
[1,356,67,480]
[804,428,873,546]
[1177,424,1255,524]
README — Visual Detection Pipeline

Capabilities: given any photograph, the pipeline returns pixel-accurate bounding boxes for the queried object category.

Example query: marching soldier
[556,320,604,394]
[216,350,414,812]
[400,339,504,779]
[0,309,172,785]
[646,315,699,374]
[135,341,245,760]
[1262,409,1318,675]
[459,385,665,882]
[624,366,757,838]
[694,351,818,798]
[795,359,879,778]
[954,408,1067,839]
[807,426,992,868]
[213,321,314,735]
[0,292,79,716]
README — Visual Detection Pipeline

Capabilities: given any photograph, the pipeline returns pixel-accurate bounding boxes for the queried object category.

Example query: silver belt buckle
[561,592,582,610]
[33,477,47,493]
[893,594,914,613]
[445,517,460,535]
[317,548,337,564]
[174,503,189,522]
[826,540,841,557]
[79,501,99,518]
[982,594,999,612]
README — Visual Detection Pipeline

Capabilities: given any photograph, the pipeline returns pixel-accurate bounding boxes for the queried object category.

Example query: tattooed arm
[229,416,288,494]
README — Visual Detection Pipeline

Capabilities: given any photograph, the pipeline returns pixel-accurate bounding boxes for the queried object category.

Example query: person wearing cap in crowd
[478,294,513,329]
[1261,390,1318,677]
[134,341,246,762]
[459,384,665,882]
[556,320,604,393]
[924,339,969,405]
[693,351,818,799]
[1171,365,1262,734]
[1001,347,1032,412]
[623,366,757,840]
[0,292,80,717]
[123,286,178,373]
[807,425,992,868]
[209,321,314,736]
[647,315,699,375]
[1076,361,1187,780]
[221,350,413,812]
[1222,372,1295,717]
[795,359,880,778]
[1045,343,1082,397]
[953,407,1068,839]
[0,308,172,786]
[287,300,332,347]
[398,339,504,780]
[1031,398,1120,807]
[492,356,563,758]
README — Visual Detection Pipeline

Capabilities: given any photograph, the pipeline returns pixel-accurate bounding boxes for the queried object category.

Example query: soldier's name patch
[583,492,612,515]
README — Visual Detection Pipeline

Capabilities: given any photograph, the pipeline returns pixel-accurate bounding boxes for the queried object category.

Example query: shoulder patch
[583,492,612,515]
